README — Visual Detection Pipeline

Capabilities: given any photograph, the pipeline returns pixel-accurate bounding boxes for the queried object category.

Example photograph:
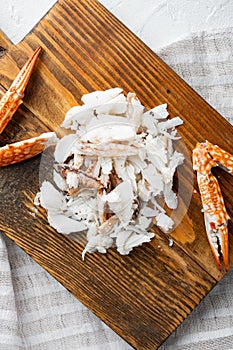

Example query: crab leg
[193,141,233,270]
[0,47,42,134]
[0,132,58,167]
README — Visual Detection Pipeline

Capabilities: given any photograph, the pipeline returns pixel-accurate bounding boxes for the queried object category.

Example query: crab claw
[193,141,233,271]
[204,212,229,271]
[0,132,58,167]
[0,46,42,134]
[196,168,230,271]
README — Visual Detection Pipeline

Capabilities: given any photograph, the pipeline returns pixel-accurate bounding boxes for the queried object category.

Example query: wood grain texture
[0,0,232,349]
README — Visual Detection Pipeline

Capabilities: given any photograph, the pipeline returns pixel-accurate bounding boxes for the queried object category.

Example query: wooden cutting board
[0,0,232,349]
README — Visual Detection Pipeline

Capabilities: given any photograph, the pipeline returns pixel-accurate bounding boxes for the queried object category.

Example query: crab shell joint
[0,47,57,166]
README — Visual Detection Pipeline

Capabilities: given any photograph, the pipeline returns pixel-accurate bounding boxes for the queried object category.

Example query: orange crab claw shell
[0,132,58,167]
[192,142,217,175]
[204,214,221,270]
[193,140,232,271]
[9,46,42,96]
[204,214,229,271]
[206,141,233,174]
[219,224,229,271]
[209,241,221,271]
[0,47,42,135]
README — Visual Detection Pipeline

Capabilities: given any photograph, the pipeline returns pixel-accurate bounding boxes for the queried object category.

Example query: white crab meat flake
[102,180,134,223]
[81,124,136,143]
[36,88,184,258]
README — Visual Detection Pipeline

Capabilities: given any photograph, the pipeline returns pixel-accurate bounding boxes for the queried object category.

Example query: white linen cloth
[0,27,233,350]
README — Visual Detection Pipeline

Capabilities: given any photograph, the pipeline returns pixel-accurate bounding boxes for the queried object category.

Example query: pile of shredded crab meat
[35,88,184,259]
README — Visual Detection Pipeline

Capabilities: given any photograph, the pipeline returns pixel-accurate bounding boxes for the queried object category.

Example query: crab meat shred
[36,88,184,258]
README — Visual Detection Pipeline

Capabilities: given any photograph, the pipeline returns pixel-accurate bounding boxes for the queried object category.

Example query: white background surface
[0,0,233,49]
